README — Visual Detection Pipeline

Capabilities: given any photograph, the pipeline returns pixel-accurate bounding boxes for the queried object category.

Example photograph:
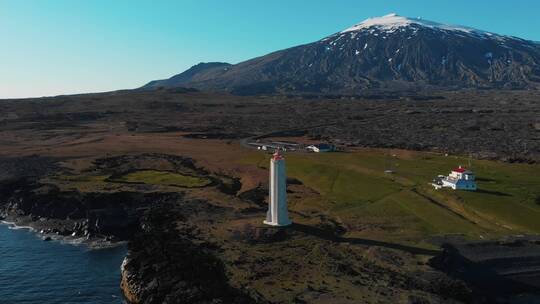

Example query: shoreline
[0,219,127,250]
[0,150,538,303]
[0,217,127,304]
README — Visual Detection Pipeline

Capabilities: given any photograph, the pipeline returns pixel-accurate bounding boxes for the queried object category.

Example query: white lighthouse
[264,149,292,226]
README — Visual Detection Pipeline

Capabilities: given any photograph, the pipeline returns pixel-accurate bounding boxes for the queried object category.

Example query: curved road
[239,123,338,150]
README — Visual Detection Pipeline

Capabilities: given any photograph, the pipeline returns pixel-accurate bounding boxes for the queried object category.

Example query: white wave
[1,220,35,231]
[2,220,125,250]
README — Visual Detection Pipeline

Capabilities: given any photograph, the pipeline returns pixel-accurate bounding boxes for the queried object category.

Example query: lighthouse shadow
[290,223,439,256]
[475,189,511,197]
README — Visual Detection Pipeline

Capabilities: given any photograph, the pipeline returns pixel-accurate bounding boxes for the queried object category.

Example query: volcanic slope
[144,13,540,94]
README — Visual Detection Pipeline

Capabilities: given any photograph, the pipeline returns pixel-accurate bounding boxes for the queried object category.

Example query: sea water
[0,222,127,304]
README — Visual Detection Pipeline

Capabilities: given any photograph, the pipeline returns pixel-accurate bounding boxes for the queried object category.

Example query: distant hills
[143,13,540,94]
[143,62,231,89]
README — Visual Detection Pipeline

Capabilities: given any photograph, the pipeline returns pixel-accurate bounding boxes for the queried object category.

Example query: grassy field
[247,149,540,243]
[45,174,116,192]
[46,170,211,192]
[115,170,211,188]
[39,137,540,245]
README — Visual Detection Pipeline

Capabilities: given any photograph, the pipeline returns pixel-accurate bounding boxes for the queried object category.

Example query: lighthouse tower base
[263,218,292,227]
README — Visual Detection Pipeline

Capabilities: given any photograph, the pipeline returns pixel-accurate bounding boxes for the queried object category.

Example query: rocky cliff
[120,201,260,304]
[0,178,151,244]
[2,155,537,303]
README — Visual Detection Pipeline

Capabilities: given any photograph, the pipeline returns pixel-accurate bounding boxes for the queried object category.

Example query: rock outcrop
[430,239,540,303]
[120,202,259,304]
[0,178,154,243]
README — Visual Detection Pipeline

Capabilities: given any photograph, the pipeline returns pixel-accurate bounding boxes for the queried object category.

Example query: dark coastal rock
[430,240,540,302]
[121,204,259,304]
[0,178,177,242]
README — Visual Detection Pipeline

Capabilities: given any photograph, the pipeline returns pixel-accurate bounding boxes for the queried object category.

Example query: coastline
[0,219,127,304]
[1,154,538,303]
[0,219,127,249]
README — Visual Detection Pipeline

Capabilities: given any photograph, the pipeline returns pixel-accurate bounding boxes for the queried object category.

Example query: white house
[434,166,477,191]
[306,143,335,153]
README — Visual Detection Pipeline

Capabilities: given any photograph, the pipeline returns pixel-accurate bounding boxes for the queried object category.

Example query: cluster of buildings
[306,143,336,153]
[251,141,336,153]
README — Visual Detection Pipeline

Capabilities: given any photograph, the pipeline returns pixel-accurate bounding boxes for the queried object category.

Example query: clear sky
[1,0,539,98]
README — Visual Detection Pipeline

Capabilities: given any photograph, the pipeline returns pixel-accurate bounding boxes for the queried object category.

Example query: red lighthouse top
[272,149,284,161]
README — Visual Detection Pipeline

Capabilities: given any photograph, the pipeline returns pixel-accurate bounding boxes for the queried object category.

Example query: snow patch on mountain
[341,13,499,38]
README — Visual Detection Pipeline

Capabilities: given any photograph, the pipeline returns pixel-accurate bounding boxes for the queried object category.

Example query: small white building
[306,143,335,153]
[433,166,477,191]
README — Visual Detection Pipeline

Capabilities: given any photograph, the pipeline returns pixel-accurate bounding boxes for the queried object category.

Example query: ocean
[0,222,127,304]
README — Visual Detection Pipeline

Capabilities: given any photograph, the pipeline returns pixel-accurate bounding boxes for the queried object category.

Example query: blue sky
[1,0,539,98]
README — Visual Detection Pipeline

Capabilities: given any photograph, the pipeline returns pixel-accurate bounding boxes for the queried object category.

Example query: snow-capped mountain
[144,14,540,94]
[341,13,495,36]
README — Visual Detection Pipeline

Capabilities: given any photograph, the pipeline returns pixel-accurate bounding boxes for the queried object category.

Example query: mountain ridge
[143,62,231,89]
[143,14,540,94]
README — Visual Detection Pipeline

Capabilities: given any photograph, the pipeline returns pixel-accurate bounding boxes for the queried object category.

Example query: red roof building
[452,166,467,173]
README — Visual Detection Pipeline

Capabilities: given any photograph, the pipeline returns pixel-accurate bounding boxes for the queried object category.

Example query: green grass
[48,170,212,192]
[115,170,211,188]
[255,150,540,242]
[392,190,484,235]
[49,174,114,192]
[287,156,400,205]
